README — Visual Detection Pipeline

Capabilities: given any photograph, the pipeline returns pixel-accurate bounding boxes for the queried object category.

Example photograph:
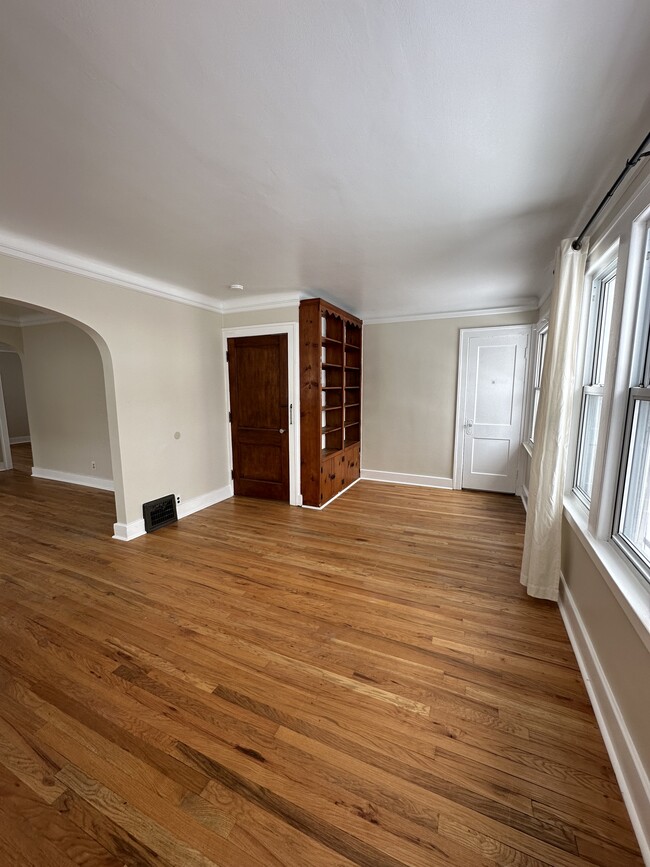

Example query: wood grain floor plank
[0,444,642,866]
[0,763,121,866]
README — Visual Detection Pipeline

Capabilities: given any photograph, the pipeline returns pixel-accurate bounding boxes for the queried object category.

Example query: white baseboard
[176,483,233,519]
[32,466,114,491]
[9,436,31,444]
[361,468,453,489]
[112,482,234,542]
[521,484,529,512]
[301,477,361,510]
[559,573,650,864]
[112,519,146,541]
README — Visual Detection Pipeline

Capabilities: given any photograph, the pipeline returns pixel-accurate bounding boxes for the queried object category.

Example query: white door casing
[221,322,301,507]
[454,326,531,493]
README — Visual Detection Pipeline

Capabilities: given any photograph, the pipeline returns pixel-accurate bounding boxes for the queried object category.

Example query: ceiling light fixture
[229,283,244,291]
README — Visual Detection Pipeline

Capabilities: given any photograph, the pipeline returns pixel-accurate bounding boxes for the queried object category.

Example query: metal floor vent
[143,494,177,533]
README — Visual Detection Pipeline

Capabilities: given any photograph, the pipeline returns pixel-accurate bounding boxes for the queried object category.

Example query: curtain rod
[571,130,650,251]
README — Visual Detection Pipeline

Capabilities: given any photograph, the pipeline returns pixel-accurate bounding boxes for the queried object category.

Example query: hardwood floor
[0,443,642,866]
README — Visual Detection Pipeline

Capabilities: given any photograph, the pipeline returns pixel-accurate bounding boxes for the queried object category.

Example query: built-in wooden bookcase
[300,299,362,507]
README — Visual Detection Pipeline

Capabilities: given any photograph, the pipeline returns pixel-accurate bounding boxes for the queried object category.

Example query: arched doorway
[0,298,123,532]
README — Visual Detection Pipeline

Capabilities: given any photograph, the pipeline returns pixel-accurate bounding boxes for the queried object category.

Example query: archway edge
[0,271,126,525]
[0,250,231,535]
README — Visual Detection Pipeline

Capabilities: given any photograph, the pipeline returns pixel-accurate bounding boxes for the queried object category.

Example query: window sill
[563,493,650,654]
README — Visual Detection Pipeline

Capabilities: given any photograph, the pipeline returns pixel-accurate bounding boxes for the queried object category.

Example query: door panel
[461,329,529,493]
[474,344,518,425]
[469,437,511,476]
[228,334,289,501]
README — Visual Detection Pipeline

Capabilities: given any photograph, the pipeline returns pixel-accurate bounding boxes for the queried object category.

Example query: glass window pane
[535,330,547,387]
[619,399,650,567]
[531,389,540,442]
[594,275,615,385]
[575,393,602,502]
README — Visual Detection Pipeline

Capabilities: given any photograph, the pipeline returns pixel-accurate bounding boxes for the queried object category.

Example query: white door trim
[0,370,13,471]
[453,324,531,491]
[221,323,302,506]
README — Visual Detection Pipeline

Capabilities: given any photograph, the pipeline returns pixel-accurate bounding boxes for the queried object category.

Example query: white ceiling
[1,1,649,319]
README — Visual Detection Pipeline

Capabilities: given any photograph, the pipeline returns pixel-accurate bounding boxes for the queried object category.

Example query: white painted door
[459,327,529,493]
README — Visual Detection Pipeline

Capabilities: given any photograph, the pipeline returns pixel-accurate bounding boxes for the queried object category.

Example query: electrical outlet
[91,460,96,470]
[176,496,181,504]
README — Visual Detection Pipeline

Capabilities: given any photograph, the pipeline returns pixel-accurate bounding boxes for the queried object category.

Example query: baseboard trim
[112,519,146,541]
[521,484,529,513]
[301,477,361,510]
[559,573,650,864]
[9,436,31,444]
[113,483,234,542]
[361,469,453,490]
[32,466,114,491]
[176,483,233,520]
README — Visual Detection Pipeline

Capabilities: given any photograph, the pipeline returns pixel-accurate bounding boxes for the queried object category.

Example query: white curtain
[520,237,589,600]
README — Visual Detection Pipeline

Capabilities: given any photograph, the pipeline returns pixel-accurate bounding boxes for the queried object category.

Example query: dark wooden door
[227,334,289,501]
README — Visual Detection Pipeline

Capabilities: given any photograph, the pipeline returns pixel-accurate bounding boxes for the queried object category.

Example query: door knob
[279,428,286,434]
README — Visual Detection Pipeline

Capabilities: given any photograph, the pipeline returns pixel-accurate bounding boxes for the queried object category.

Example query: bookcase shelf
[300,298,362,507]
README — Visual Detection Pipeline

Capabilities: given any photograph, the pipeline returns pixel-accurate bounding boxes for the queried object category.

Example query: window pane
[531,389,540,442]
[619,399,650,568]
[575,393,602,501]
[594,274,615,385]
[535,330,547,387]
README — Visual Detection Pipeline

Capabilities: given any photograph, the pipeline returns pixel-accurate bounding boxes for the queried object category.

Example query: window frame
[528,322,548,446]
[573,260,617,507]
[612,227,650,581]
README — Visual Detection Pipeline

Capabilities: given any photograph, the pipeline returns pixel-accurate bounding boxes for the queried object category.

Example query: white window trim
[589,223,644,541]
[526,318,548,448]
[572,259,617,507]
[563,192,650,639]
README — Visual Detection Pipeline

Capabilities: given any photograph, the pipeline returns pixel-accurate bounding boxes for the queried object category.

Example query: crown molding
[0,231,224,314]
[363,300,539,325]
[0,232,543,324]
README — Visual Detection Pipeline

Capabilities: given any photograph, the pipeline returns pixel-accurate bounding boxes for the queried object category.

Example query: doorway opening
[222,323,301,505]
[453,324,531,494]
[0,298,119,531]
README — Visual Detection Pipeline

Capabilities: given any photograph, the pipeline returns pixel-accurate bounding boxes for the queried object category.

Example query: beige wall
[0,254,228,528]
[362,310,536,478]
[222,304,299,328]
[0,351,30,439]
[0,324,22,353]
[561,520,650,772]
[22,324,112,480]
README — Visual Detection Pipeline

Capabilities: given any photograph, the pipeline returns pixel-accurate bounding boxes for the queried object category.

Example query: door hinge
[226,350,229,362]
[289,403,293,425]
[228,411,232,423]
[231,469,234,480]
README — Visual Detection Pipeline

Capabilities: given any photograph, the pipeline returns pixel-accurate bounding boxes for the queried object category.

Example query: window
[614,229,650,579]
[573,262,616,505]
[529,324,548,443]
